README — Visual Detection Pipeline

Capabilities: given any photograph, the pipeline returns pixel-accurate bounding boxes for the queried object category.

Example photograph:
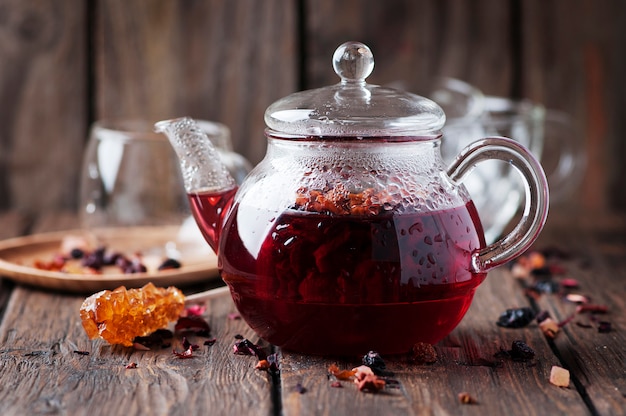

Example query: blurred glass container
[79,119,252,255]
[431,80,585,242]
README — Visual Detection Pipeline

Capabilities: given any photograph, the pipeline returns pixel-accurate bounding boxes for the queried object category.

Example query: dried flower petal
[204,338,217,346]
[352,365,374,381]
[576,304,608,314]
[172,346,194,359]
[125,362,138,369]
[565,294,589,304]
[560,278,579,288]
[233,338,267,360]
[175,315,211,335]
[356,374,385,393]
[255,360,270,370]
[184,304,207,317]
[549,366,570,387]
[328,364,356,380]
[330,381,343,388]
[228,312,241,320]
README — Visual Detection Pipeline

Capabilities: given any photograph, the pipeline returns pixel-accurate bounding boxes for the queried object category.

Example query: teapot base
[229,290,477,356]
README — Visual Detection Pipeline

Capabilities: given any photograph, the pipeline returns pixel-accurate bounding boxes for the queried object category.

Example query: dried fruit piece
[549,366,570,387]
[411,342,437,363]
[458,392,477,404]
[496,307,536,328]
[539,318,560,338]
[510,340,535,361]
[362,351,386,375]
[79,283,185,347]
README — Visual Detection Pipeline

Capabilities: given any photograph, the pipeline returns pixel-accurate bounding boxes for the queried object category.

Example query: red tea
[187,187,238,252]
[219,201,486,355]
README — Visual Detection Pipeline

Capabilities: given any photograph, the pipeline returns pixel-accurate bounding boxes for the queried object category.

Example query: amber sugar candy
[80,282,185,346]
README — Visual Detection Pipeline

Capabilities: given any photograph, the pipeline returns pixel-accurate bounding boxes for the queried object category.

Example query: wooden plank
[0,212,275,415]
[304,0,514,96]
[0,0,87,212]
[521,0,626,212]
[94,0,297,166]
[529,217,626,415]
[279,264,589,415]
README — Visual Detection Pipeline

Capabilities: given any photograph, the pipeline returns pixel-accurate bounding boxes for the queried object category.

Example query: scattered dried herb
[204,338,217,346]
[233,338,267,360]
[496,307,536,328]
[234,334,244,340]
[174,315,211,336]
[73,350,90,356]
[172,345,194,359]
[295,383,307,394]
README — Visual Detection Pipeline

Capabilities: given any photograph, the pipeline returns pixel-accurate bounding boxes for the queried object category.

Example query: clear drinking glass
[79,119,249,262]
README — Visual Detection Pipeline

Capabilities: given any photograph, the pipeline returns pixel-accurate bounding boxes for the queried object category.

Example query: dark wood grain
[1,0,626,215]
[0,213,275,416]
[0,0,87,213]
[279,266,590,416]
[94,0,297,166]
[530,215,626,416]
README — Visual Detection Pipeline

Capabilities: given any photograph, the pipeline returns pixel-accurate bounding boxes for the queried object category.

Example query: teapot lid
[264,41,445,137]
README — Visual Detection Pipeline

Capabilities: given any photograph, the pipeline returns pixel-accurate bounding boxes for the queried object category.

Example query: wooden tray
[0,227,219,293]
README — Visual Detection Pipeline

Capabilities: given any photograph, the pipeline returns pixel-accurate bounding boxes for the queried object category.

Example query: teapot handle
[446,137,549,273]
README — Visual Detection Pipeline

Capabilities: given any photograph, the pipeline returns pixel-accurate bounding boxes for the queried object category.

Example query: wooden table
[0,210,624,415]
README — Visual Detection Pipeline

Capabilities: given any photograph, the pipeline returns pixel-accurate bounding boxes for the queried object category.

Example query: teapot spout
[155,117,237,252]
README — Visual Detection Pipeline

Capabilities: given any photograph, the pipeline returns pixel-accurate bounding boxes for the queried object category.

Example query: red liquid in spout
[187,187,238,252]
[219,201,486,355]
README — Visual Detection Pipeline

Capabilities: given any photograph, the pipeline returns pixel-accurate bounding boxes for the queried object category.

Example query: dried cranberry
[158,258,181,270]
[362,351,386,375]
[70,248,85,259]
[82,247,106,270]
[496,307,536,328]
[510,340,535,361]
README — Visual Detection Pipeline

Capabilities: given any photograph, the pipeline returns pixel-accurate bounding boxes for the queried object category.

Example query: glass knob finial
[332,41,374,84]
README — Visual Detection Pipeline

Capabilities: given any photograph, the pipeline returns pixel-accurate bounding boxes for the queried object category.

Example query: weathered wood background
[0,0,624,216]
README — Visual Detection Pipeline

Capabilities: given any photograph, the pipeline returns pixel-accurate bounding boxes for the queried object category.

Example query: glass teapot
[156,42,549,355]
